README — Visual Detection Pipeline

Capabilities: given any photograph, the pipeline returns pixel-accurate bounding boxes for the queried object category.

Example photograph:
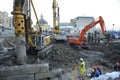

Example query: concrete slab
[0,63,49,76]
[35,68,62,80]
[0,74,34,80]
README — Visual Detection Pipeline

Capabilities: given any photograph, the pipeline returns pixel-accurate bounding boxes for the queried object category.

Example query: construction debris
[42,44,82,69]
[0,36,120,80]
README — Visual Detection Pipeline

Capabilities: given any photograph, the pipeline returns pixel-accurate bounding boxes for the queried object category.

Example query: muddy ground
[45,42,120,69]
[0,37,120,79]
[43,42,120,79]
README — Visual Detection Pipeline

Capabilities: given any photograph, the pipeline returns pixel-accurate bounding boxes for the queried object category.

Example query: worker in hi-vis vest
[79,58,86,80]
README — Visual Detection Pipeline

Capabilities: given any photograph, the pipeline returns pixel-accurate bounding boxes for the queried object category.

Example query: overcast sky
[0,0,120,31]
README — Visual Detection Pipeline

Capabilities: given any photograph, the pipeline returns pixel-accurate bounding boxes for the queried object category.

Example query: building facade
[68,16,95,37]
[71,16,95,33]
[0,11,14,36]
[35,14,50,35]
[0,11,13,28]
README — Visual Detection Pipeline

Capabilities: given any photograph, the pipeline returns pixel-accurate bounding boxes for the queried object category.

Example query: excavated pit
[0,37,120,80]
[0,37,120,69]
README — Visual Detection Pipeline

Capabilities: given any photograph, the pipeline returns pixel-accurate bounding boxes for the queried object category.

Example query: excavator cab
[34,34,50,50]
[68,37,80,45]
[100,32,111,44]
[68,36,87,45]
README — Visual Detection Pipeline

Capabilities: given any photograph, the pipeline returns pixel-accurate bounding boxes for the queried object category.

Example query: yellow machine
[12,0,51,55]
[52,0,67,42]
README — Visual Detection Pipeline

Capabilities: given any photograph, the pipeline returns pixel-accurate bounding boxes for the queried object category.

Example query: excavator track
[69,43,89,50]
[27,44,54,64]
[37,44,54,59]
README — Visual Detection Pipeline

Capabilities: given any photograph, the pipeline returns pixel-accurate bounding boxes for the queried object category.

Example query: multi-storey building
[0,11,13,28]
[68,16,95,37]
[60,22,74,34]
[0,11,14,36]
[71,16,95,33]
[9,16,13,27]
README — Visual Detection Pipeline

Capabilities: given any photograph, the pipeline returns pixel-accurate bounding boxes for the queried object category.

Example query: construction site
[0,0,120,80]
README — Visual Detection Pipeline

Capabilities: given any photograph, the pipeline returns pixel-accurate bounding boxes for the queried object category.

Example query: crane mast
[11,0,27,64]
[53,0,59,32]
[52,0,67,41]
[53,0,57,30]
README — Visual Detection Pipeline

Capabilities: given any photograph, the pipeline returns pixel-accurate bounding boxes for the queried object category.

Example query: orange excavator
[68,16,106,45]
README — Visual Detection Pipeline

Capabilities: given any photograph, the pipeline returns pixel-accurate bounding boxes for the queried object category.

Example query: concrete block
[35,68,62,80]
[35,72,54,80]
[0,63,49,76]
[0,74,34,80]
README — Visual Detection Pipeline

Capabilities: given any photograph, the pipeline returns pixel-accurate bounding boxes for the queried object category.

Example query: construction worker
[96,66,102,75]
[79,58,86,80]
[113,62,120,71]
[93,66,100,77]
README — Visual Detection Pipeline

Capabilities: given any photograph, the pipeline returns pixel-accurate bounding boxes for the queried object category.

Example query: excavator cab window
[35,35,45,49]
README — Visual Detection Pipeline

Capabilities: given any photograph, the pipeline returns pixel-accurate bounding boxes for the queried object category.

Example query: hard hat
[93,66,97,70]
[97,66,100,69]
[80,58,83,61]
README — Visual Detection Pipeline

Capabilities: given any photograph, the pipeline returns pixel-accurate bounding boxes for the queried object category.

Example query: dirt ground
[42,42,120,79]
[45,42,119,69]
[0,37,120,79]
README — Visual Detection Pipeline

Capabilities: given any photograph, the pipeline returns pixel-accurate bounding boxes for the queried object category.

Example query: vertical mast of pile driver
[11,0,27,64]
[53,0,59,33]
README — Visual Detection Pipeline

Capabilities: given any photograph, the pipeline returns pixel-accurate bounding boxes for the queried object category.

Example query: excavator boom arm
[79,16,106,43]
